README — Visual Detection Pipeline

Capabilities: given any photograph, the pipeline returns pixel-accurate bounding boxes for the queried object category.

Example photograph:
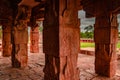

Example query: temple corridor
[1,0,120,79]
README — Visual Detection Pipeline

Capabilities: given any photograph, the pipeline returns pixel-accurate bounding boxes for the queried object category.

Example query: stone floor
[78,54,120,80]
[0,48,120,80]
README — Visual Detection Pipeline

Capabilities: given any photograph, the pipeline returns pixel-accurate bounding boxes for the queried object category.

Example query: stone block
[43,27,59,56]
[44,54,80,80]
[59,27,80,57]
[43,26,80,57]
[2,25,12,57]
[94,28,118,44]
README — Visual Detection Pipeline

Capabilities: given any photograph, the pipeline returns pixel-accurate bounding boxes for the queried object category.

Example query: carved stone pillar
[2,22,12,57]
[94,14,118,77]
[12,5,31,68]
[30,25,39,53]
[43,0,80,80]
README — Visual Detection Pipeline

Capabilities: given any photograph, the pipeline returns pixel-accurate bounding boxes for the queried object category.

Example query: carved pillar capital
[14,5,32,26]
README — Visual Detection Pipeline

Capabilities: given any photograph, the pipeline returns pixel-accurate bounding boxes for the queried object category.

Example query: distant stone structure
[30,24,39,53]
[80,38,94,43]
[2,22,12,57]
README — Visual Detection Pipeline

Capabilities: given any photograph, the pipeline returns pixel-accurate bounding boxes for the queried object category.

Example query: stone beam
[85,12,94,18]
[112,0,120,13]
[18,0,40,7]
[81,0,95,15]
[31,3,45,20]
[77,0,83,10]
[81,0,120,16]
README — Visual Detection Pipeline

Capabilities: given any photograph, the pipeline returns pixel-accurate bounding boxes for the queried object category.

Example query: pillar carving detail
[94,14,118,77]
[2,22,12,57]
[30,24,39,53]
[12,5,31,68]
[43,0,80,80]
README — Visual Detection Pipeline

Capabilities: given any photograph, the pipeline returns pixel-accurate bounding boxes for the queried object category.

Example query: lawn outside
[81,42,120,48]
[80,42,95,48]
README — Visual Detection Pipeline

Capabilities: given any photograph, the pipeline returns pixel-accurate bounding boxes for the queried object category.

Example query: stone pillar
[43,0,80,80]
[30,25,39,53]
[2,22,12,57]
[12,5,31,68]
[94,14,118,77]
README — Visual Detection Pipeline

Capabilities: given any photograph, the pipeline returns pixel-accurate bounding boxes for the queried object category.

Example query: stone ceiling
[0,0,45,21]
[1,0,120,21]
[81,0,120,17]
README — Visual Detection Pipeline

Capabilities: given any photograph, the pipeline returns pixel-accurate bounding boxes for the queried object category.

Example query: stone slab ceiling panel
[81,0,120,17]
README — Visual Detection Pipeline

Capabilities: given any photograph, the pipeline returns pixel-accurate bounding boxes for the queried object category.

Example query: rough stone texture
[0,45,45,80]
[94,14,118,77]
[30,25,39,53]
[78,54,120,80]
[0,50,120,80]
[2,22,12,57]
[80,49,94,56]
[13,20,28,68]
[12,5,31,68]
[43,0,80,80]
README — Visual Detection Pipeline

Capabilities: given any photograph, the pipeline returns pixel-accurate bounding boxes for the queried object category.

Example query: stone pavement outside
[0,47,120,80]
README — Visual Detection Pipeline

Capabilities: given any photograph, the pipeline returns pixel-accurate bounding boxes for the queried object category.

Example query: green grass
[80,42,95,48]
[117,43,120,48]
[81,42,120,48]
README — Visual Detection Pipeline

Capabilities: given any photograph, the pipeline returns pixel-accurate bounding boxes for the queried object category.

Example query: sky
[78,10,95,32]
[78,10,120,32]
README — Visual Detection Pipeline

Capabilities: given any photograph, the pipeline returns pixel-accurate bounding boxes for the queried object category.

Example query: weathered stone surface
[43,0,80,80]
[2,22,12,57]
[94,14,118,77]
[1,51,120,80]
[59,27,80,57]
[44,54,80,80]
[30,25,39,53]
[94,15,118,44]
[0,49,45,80]
[12,5,31,68]
[13,20,28,68]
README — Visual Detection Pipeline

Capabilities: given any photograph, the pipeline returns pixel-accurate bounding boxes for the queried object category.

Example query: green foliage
[39,26,43,32]
[80,32,94,38]
[81,42,120,48]
[0,27,2,39]
[81,25,94,38]
[81,42,95,48]
[117,43,120,48]
[80,32,93,38]
[80,32,86,38]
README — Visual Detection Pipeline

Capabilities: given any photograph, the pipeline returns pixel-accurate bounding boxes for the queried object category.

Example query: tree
[80,25,94,38]
[84,25,94,33]
[84,25,94,38]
